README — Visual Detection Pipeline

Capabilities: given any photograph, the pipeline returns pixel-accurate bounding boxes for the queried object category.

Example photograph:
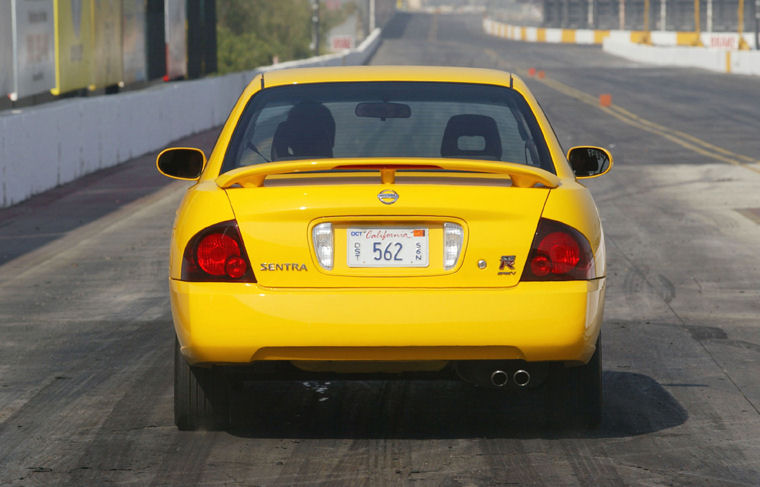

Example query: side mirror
[567,146,613,178]
[156,147,206,180]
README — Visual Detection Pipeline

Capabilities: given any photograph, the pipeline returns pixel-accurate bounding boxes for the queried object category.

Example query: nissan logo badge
[378,189,399,205]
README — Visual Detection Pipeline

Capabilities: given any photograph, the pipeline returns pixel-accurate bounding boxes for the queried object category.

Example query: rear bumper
[170,278,605,365]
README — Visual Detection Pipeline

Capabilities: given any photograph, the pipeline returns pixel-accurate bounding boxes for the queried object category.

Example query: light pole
[619,0,625,30]
[738,0,750,49]
[370,0,376,32]
[311,0,320,56]
[644,0,651,42]
[694,0,703,46]
[756,0,760,49]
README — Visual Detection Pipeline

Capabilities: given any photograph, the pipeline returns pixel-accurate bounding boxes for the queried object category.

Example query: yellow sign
[52,0,93,95]
[91,0,123,88]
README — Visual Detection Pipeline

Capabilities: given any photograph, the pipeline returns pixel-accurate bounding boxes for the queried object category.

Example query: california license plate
[347,227,429,267]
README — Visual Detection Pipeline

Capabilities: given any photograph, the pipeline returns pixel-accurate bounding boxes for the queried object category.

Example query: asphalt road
[1,12,760,487]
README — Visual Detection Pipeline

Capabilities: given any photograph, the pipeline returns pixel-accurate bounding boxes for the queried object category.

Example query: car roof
[259,65,516,89]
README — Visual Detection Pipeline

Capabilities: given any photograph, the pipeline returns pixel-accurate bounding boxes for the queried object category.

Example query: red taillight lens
[197,233,242,276]
[225,256,248,279]
[181,221,255,282]
[522,219,595,281]
[529,253,552,277]
[537,231,580,274]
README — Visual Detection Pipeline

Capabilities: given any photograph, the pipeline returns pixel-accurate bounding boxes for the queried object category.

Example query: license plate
[347,227,429,267]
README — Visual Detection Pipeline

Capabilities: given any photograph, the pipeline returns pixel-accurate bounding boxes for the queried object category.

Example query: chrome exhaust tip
[513,369,531,388]
[490,370,509,387]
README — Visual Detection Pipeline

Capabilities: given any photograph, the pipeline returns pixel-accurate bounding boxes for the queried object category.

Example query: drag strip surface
[1,12,760,486]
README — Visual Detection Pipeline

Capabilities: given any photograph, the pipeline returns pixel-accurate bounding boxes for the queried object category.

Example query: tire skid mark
[559,440,626,486]
[147,432,221,487]
[69,337,174,485]
[0,319,170,483]
[266,381,393,486]
[614,441,760,487]
[609,228,760,417]
[478,438,548,486]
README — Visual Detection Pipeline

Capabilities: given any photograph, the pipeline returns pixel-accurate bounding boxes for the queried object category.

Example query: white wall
[0,29,382,208]
[602,38,760,76]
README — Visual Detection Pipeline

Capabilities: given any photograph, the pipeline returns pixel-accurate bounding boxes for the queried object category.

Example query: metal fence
[2,0,394,107]
[543,0,759,33]
[0,0,217,104]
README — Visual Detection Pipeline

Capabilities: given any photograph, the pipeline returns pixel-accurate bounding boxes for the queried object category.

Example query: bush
[217,0,351,74]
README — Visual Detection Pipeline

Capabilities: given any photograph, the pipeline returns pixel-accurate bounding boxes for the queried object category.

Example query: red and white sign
[707,35,739,50]
[330,35,354,51]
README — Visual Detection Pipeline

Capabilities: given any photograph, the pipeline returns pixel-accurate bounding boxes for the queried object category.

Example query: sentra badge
[498,255,516,276]
[378,189,399,205]
[260,263,308,271]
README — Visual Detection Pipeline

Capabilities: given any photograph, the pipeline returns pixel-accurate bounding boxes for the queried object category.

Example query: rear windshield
[222,81,554,174]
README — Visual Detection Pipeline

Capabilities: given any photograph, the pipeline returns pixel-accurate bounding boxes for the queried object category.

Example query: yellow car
[157,66,612,430]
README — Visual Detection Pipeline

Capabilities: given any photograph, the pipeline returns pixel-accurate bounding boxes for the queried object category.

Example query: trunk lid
[224,170,551,288]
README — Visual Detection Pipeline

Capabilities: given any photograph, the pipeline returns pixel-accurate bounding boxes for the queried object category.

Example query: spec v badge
[498,255,516,276]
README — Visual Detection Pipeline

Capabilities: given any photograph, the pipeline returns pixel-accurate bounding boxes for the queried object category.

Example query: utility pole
[644,0,650,31]
[738,0,744,46]
[370,0,376,32]
[694,0,703,46]
[661,0,667,31]
[311,0,320,56]
[756,0,760,50]
[562,0,569,27]
[738,0,751,49]
[706,0,712,33]
[619,0,625,30]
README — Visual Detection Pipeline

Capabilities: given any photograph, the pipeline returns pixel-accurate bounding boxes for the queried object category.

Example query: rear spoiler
[215,158,560,189]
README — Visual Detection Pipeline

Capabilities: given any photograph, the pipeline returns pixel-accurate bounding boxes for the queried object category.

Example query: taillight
[181,221,256,282]
[521,219,595,281]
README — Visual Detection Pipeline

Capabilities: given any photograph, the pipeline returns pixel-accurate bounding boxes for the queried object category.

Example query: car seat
[440,114,502,161]
[271,101,336,161]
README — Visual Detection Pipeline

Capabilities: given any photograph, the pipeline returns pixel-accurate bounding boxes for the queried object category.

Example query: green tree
[217,0,352,74]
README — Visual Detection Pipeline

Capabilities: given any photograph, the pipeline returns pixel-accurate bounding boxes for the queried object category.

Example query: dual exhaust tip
[490,369,531,388]
[454,362,539,389]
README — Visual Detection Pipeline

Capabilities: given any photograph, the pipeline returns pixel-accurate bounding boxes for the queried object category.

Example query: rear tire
[174,338,230,430]
[568,335,603,427]
[545,335,603,429]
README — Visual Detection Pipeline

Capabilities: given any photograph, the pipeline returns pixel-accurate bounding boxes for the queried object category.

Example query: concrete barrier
[483,17,757,49]
[483,17,760,77]
[0,28,382,208]
[602,38,760,76]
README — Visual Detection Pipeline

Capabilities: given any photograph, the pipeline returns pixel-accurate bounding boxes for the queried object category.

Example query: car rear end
[162,66,608,429]
[171,173,604,368]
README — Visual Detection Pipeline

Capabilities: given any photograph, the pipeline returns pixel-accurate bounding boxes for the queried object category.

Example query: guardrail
[483,18,760,77]
[0,28,382,208]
